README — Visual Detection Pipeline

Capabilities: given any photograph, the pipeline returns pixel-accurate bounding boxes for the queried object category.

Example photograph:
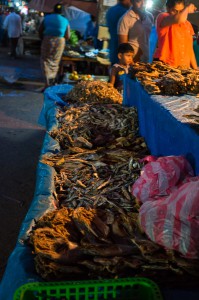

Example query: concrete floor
[0,47,46,280]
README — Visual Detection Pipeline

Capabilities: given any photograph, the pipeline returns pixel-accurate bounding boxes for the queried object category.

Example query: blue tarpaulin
[0,84,73,300]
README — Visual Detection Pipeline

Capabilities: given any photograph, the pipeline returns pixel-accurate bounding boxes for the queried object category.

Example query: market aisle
[0,89,45,280]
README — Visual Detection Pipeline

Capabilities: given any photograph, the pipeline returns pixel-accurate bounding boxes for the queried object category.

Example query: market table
[123,76,199,175]
[1,84,199,300]
[59,55,110,76]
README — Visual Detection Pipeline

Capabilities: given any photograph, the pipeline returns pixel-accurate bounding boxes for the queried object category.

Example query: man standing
[118,0,153,63]
[106,0,132,65]
[3,7,22,58]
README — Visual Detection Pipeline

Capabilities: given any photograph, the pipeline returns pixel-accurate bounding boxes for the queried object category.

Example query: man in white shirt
[3,7,22,58]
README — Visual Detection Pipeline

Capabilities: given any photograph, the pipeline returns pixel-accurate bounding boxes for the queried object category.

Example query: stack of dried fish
[29,94,199,283]
[51,104,139,150]
[129,61,199,95]
[46,103,147,211]
[42,145,147,211]
[63,81,123,104]
[158,73,187,95]
[29,207,199,282]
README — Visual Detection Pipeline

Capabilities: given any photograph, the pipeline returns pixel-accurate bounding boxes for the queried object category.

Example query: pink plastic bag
[132,156,194,203]
[139,179,199,258]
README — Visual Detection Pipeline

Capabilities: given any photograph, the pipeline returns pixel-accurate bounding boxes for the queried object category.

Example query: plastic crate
[14,277,163,300]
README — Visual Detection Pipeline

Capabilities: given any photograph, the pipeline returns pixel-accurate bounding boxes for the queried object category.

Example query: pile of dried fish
[63,81,123,104]
[42,144,147,211]
[130,61,199,95]
[29,94,199,283]
[50,104,138,150]
[29,207,199,281]
[46,103,147,211]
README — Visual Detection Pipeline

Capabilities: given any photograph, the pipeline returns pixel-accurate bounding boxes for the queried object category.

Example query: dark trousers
[10,37,19,57]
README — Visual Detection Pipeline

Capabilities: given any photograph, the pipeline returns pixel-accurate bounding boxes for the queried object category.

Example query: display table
[60,55,109,76]
[1,83,199,300]
[123,76,199,175]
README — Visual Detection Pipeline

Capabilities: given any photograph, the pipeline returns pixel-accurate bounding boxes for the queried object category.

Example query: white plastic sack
[132,156,194,203]
[139,179,199,258]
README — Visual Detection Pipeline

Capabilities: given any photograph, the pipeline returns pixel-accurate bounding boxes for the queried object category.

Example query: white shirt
[3,12,22,38]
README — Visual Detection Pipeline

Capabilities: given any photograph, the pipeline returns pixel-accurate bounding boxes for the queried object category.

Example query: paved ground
[0,46,46,280]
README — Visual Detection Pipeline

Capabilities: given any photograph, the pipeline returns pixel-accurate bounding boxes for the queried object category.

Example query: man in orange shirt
[154,0,198,69]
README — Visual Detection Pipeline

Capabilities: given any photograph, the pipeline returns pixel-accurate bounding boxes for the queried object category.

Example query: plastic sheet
[123,76,199,175]
[139,179,199,258]
[132,156,194,203]
[0,84,72,300]
[0,66,43,83]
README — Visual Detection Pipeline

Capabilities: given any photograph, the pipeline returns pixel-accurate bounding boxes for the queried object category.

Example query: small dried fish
[130,61,199,95]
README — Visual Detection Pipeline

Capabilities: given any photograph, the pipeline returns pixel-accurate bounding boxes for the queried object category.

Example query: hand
[187,3,197,14]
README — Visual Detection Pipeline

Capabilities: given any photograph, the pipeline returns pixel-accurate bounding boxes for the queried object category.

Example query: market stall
[59,55,109,76]
[1,72,199,300]
[123,76,199,175]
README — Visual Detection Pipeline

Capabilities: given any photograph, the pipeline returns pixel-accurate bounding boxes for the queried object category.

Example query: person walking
[106,0,132,65]
[3,7,22,58]
[39,3,70,89]
[118,0,154,63]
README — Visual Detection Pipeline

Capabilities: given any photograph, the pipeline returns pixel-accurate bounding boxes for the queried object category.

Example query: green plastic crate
[14,277,163,300]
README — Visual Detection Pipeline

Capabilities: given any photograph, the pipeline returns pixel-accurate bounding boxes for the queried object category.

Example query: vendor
[154,0,198,69]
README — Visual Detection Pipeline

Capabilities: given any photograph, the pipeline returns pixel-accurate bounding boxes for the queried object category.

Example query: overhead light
[15,2,20,7]
[146,0,153,9]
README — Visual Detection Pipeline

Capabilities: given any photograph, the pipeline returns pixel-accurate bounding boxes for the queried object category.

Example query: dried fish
[129,61,199,95]
[29,206,199,281]
[49,104,139,152]
[64,81,123,104]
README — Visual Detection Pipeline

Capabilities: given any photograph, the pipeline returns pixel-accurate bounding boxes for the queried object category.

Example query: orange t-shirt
[154,12,194,68]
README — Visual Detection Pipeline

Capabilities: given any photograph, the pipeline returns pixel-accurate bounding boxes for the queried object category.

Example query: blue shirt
[193,40,199,66]
[106,3,129,64]
[44,14,69,37]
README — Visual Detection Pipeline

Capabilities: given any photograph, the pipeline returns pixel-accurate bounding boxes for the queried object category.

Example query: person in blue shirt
[193,37,199,67]
[106,0,132,65]
[84,15,97,40]
[39,3,70,89]
[84,15,102,49]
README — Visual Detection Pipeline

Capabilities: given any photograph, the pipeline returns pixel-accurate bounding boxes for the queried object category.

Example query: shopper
[117,0,153,63]
[3,7,22,58]
[39,3,70,89]
[193,33,199,66]
[109,43,134,92]
[154,0,197,69]
[106,0,132,65]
